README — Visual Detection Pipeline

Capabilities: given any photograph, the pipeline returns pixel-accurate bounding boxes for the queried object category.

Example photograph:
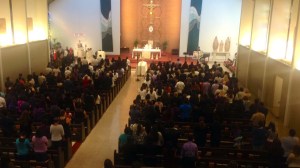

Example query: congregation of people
[1,45,300,167]
[0,44,130,167]
[116,60,300,168]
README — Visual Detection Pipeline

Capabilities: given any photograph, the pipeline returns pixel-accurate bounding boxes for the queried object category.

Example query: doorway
[272,76,283,117]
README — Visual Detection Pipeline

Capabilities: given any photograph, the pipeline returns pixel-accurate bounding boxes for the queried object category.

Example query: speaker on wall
[0,18,6,34]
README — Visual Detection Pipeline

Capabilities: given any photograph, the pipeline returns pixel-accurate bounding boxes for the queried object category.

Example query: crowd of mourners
[117,60,300,168]
[0,45,130,166]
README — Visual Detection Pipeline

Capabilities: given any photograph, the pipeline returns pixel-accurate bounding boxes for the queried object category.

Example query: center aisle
[66,70,141,168]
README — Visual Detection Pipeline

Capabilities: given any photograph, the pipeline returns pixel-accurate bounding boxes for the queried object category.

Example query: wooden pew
[196,157,269,168]
[0,137,16,147]
[95,104,101,122]
[47,147,65,168]
[64,138,72,161]
[71,122,86,142]
[0,146,65,168]
[197,147,268,161]
[10,159,50,168]
[88,110,96,128]
[114,149,164,168]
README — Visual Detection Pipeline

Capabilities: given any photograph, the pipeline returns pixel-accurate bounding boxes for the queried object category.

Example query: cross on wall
[143,0,160,24]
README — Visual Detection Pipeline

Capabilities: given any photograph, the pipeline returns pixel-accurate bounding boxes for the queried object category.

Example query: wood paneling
[248,50,267,98]
[264,58,290,119]
[237,45,250,86]
[1,44,29,81]
[288,70,300,129]
[121,0,181,52]
[29,40,49,73]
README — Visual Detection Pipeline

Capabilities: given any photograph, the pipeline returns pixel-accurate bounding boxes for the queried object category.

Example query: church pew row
[177,138,252,149]
[0,137,16,147]
[197,147,268,162]
[0,135,70,167]
[0,68,132,167]
[0,146,65,168]
[71,122,86,142]
[10,159,50,168]
[196,158,269,168]
[115,165,164,168]
[114,150,164,168]
[114,147,272,168]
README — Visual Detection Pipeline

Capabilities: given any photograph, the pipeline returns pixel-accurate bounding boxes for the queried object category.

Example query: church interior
[1,0,300,167]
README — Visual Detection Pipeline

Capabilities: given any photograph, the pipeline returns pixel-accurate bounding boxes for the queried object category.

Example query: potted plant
[162,41,168,55]
[134,39,139,48]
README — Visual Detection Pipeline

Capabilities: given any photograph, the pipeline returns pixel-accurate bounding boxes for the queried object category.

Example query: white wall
[180,0,242,59]
[110,0,120,55]
[50,0,239,57]
[179,0,191,57]
[49,0,120,55]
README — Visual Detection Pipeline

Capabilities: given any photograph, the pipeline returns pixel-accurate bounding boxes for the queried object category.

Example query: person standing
[32,129,48,161]
[16,132,31,160]
[50,118,64,149]
[181,134,198,168]
[251,121,267,150]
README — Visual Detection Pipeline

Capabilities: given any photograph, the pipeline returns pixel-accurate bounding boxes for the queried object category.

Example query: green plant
[162,41,168,51]
[134,39,139,47]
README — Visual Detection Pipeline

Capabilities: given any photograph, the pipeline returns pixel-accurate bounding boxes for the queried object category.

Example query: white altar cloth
[132,48,161,59]
[77,48,84,58]
[97,50,106,59]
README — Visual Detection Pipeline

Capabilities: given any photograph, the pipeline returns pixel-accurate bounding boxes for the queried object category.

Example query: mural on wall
[100,0,113,52]
[187,0,203,53]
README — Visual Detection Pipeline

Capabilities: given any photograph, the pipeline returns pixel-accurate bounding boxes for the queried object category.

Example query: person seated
[250,111,266,127]
[132,123,147,145]
[265,136,284,168]
[104,159,114,168]
[281,129,300,159]
[287,145,300,167]
[119,126,132,152]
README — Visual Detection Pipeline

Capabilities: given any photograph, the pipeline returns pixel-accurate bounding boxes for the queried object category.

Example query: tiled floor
[66,70,141,168]
[66,66,290,168]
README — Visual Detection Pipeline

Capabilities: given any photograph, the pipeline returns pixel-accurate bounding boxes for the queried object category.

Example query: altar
[77,40,84,58]
[132,48,161,59]
[77,48,84,58]
[96,50,106,59]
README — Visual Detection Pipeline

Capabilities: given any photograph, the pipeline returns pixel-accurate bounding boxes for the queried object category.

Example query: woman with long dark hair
[32,129,48,161]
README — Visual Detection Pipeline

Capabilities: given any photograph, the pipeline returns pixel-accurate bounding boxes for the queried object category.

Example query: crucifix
[143,0,160,24]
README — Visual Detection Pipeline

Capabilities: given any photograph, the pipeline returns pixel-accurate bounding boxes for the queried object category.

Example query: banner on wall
[187,0,203,53]
[100,0,113,52]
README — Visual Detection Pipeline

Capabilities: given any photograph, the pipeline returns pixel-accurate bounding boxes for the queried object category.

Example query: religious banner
[100,0,113,52]
[187,0,203,53]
